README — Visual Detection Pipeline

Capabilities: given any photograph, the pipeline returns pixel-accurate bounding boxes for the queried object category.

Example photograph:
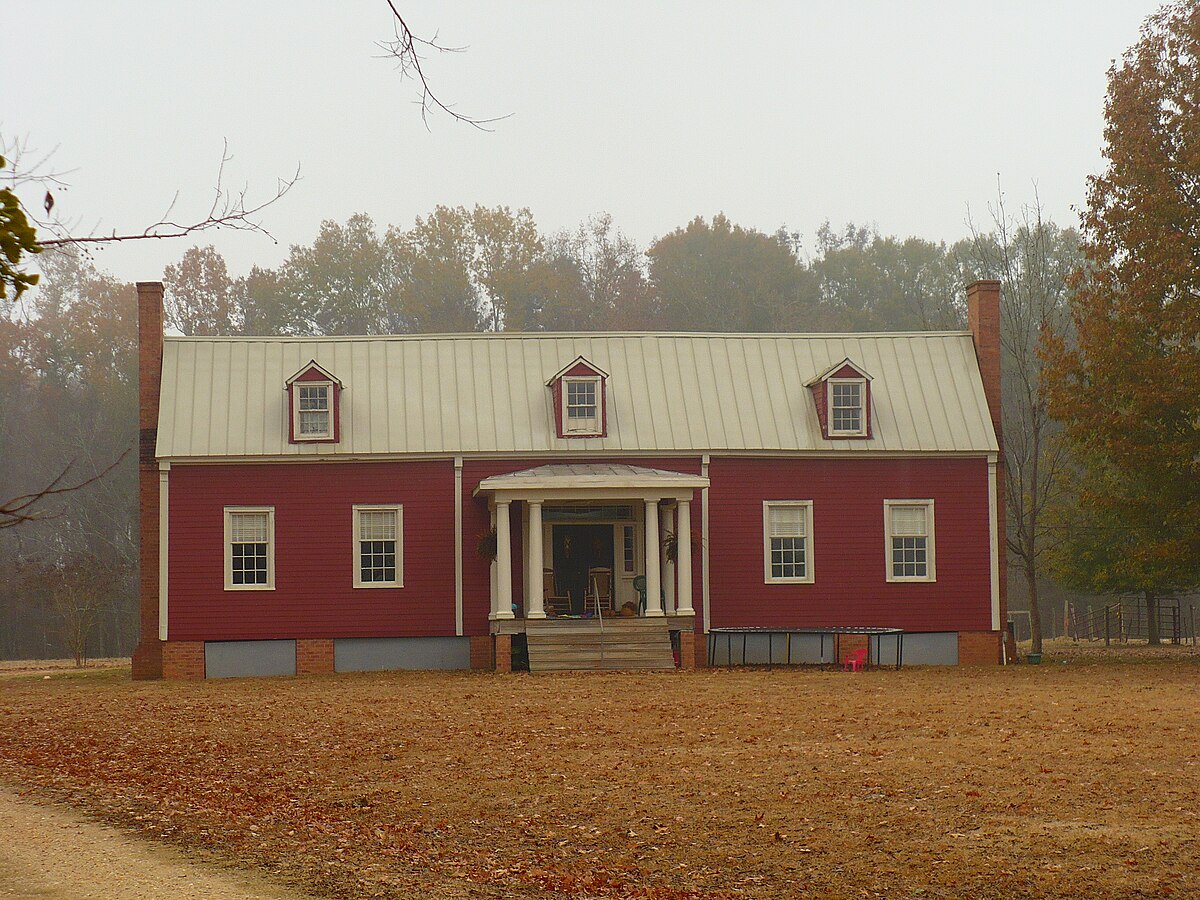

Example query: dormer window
[806,359,872,440]
[564,376,600,433]
[828,378,866,436]
[286,361,342,444]
[548,356,608,439]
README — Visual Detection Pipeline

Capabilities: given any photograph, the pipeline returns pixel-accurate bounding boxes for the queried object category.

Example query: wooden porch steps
[525,618,676,672]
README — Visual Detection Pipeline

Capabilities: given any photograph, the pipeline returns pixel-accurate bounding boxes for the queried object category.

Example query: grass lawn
[2,645,1198,898]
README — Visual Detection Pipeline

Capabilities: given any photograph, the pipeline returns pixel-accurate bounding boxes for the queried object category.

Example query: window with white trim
[562,376,601,434]
[294,382,332,440]
[353,505,403,587]
[828,378,866,436]
[763,501,814,583]
[224,507,275,590]
[885,500,935,582]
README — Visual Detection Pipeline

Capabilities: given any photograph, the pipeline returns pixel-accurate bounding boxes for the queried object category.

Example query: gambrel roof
[155,331,998,459]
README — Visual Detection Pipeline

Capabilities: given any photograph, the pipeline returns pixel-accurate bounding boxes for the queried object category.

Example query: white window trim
[827,377,867,437]
[762,500,815,584]
[352,504,404,588]
[884,499,936,583]
[561,375,603,436]
[223,506,276,591]
[293,380,334,441]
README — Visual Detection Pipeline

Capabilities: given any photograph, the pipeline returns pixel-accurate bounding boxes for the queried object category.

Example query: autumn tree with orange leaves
[1042,2,1200,643]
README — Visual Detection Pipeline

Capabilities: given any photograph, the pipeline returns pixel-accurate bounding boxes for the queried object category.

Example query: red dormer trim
[286,360,343,444]
[805,358,872,440]
[547,356,608,439]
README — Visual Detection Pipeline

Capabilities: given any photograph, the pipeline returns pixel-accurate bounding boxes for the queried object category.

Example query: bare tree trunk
[1146,590,1161,645]
[1026,562,1043,654]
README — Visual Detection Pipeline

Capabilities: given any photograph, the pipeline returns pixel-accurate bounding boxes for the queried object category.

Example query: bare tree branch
[0,448,131,530]
[378,2,509,131]
[3,136,300,252]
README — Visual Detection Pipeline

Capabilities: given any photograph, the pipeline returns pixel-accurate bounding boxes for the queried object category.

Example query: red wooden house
[131,281,1005,679]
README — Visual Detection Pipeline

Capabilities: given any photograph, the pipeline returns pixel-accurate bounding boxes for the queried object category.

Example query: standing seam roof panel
[155,332,999,458]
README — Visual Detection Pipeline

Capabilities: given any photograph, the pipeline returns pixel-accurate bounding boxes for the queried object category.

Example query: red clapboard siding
[167,460,454,641]
[708,456,992,632]
[461,457,703,636]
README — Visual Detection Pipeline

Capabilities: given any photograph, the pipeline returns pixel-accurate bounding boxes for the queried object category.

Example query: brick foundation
[162,641,205,680]
[958,631,1001,666]
[494,634,512,673]
[469,636,493,670]
[678,631,696,670]
[694,633,710,668]
[838,634,869,667]
[296,639,335,675]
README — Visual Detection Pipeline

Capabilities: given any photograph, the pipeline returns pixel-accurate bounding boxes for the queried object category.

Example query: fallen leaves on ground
[1,644,1199,898]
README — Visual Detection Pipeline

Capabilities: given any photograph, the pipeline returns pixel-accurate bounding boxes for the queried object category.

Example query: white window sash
[827,377,867,436]
[762,501,814,584]
[292,381,334,440]
[224,506,275,591]
[560,376,602,435]
[353,505,404,588]
[884,499,936,582]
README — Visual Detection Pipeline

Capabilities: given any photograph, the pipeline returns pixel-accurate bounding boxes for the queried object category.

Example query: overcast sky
[5,1,1163,284]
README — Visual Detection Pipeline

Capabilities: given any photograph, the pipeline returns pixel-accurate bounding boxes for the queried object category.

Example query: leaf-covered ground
[1,647,1198,899]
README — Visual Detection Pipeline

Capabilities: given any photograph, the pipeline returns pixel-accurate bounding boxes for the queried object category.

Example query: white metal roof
[155,332,999,459]
[476,464,710,496]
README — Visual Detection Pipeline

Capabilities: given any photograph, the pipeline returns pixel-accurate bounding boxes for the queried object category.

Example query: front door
[551,524,615,615]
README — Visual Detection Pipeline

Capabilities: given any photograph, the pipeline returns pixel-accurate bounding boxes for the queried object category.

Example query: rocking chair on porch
[542,568,569,618]
[586,567,614,615]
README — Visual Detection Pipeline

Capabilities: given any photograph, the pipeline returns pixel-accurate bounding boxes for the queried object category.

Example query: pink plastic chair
[843,648,868,672]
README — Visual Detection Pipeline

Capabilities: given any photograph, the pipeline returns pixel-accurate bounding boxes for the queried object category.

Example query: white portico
[474,464,707,628]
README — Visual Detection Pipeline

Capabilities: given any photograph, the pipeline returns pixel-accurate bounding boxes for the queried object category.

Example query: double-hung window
[562,376,601,435]
[885,500,935,582]
[828,378,866,436]
[295,383,333,440]
[353,505,403,587]
[224,507,275,590]
[763,501,814,583]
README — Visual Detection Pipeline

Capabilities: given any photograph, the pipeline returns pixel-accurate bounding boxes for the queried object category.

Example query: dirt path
[0,787,310,900]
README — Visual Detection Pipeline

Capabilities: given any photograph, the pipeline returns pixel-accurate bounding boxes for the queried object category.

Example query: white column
[660,504,676,615]
[676,498,694,615]
[526,501,546,618]
[644,499,663,616]
[494,500,514,619]
[521,502,530,616]
[489,505,498,618]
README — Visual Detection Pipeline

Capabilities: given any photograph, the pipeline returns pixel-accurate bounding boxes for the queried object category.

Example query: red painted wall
[167,460,454,641]
[707,456,992,632]
[460,457,703,635]
[166,454,991,642]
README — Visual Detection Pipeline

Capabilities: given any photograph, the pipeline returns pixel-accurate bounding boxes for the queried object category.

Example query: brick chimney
[965,279,1006,661]
[131,281,164,680]
[966,280,1002,447]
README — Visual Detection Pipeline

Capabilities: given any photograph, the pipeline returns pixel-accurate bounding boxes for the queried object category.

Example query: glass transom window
[764,501,813,583]
[830,379,864,435]
[354,506,402,587]
[297,384,331,438]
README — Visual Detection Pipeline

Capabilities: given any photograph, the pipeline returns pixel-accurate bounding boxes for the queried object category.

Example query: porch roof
[474,464,708,501]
